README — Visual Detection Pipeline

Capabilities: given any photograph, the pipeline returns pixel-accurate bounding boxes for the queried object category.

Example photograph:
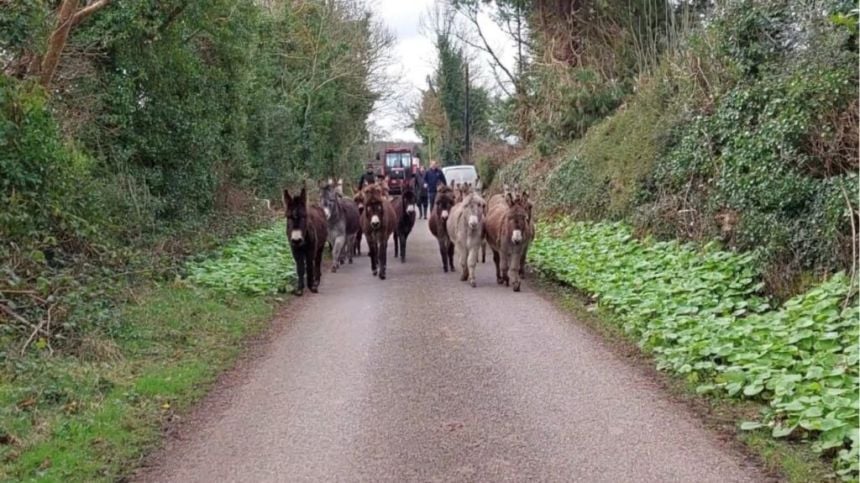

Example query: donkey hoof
[513,283,521,292]
[372,270,378,276]
[443,267,448,273]
[470,280,476,288]
[497,278,504,285]
[309,286,318,293]
[292,288,304,296]
[379,272,386,280]
[331,266,337,273]
[348,258,353,264]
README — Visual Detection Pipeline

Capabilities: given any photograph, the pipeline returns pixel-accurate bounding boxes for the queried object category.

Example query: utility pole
[464,63,471,165]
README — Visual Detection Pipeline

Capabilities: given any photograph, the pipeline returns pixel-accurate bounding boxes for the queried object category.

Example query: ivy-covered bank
[529,219,859,479]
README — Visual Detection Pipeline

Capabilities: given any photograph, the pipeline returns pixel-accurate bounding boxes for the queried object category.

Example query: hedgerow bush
[530,219,859,478]
[0,78,100,247]
[187,225,295,295]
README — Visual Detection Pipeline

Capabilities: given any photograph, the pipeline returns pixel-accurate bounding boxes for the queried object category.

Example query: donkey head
[462,191,486,231]
[435,185,455,221]
[363,184,386,231]
[353,189,365,214]
[401,182,417,215]
[505,191,530,245]
[319,180,340,220]
[283,187,309,246]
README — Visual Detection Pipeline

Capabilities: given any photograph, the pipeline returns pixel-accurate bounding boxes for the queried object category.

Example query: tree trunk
[40,0,80,89]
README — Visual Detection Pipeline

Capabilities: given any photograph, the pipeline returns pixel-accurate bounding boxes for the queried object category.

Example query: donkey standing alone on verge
[428,184,456,272]
[392,182,418,263]
[320,179,360,272]
[485,186,534,292]
[447,183,486,287]
[283,187,328,295]
[360,183,397,280]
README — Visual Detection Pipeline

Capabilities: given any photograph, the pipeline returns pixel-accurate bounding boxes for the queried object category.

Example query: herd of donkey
[282,176,534,296]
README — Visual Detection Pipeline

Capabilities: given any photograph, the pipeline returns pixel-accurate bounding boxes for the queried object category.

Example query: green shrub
[530,218,859,478]
[647,61,857,272]
[0,77,101,247]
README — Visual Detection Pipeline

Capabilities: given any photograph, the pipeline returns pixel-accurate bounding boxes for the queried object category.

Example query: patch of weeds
[187,224,295,295]
[0,285,274,481]
[529,218,858,479]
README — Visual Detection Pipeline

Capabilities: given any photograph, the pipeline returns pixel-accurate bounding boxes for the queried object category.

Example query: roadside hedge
[529,219,859,478]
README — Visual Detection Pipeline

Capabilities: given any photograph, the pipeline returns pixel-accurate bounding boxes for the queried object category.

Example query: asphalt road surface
[138,219,765,483]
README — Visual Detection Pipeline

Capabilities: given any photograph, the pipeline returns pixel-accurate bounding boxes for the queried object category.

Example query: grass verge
[0,284,277,482]
[535,277,836,482]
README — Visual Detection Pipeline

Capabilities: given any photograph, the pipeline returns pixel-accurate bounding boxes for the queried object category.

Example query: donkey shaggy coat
[392,183,418,263]
[320,180,360,272]
[283,187,328,296]
[485,191,534,292]
[428,184,456,272]
[446,186,486,287]
[359,183,397,280]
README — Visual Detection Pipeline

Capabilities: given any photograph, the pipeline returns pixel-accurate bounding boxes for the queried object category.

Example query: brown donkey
[283,187,328,296]
[352,188,365,256]
[428,184,456,272]
[485,189,534,292]
[359,183,397,280]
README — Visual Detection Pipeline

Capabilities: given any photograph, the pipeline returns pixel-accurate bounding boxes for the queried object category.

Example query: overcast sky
[368,0,515,143]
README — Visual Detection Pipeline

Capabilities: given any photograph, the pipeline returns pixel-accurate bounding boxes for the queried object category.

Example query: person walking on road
[423,161,447,213]
[357,163,376,191]
[415,166,429,219]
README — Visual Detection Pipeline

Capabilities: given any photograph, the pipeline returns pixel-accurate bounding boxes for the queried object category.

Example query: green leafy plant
[187,224,295,295]
[530,219,859,478]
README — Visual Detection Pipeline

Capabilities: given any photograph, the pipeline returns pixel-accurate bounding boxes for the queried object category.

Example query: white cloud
[368,0,517,143]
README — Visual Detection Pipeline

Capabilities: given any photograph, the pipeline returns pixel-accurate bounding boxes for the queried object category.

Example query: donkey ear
[299,187,307,204]
[283,189,291,209]
[505,192,515,207]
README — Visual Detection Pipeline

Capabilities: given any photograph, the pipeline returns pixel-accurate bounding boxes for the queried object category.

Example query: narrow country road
[138,220,765,482]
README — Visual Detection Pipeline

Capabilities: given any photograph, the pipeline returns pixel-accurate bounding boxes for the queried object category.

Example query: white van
[442,165,480,190]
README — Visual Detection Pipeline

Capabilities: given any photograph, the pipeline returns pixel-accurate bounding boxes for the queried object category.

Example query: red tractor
[376,145,419,196]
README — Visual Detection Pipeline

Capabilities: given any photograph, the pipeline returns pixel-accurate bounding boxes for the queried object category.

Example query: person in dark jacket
[423,161,447,213]
[414,166,428,219]
[357,163,377,191]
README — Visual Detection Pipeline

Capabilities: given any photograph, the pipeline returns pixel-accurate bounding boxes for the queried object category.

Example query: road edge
[529,272,836,483]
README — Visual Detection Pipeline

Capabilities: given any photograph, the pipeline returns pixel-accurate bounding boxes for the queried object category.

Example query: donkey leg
[292,250,305,296]
[437,239,449,272]
[346,234,355,264]
[332,235,345,272]
[369,238,378,276]
[314,246,323,290]
[400,234,407,263]
[459,245,468,282]
[467,245,479,288]
[481,241,486,263]
[493,249,502,284]
[305,251,316,294]
[379,239,388,280]
[509,250,522,292]
[499,250,510,287]
[519,250,527,278]
[447,241,456,273]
